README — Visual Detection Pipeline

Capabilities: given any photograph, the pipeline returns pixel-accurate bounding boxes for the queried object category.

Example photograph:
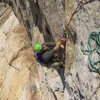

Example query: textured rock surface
[0,3,11,26]
[0,0,100,100]
[0,12,37,100]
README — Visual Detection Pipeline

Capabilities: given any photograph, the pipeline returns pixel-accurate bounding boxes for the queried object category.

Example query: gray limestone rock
[0,0,100,100]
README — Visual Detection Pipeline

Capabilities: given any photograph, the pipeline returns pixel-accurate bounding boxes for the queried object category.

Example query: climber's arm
[42,42,56,48]
[42,49,56,62]
[42,41,63,62]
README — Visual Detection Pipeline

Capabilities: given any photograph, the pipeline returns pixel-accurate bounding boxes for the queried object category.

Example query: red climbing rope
[56,0,86,41]
[64,0,85,34]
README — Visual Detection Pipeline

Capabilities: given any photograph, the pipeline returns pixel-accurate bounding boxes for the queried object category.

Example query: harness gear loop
[81,31,100,74]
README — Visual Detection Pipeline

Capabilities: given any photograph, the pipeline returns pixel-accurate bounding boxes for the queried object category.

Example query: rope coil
[81,31,100,74]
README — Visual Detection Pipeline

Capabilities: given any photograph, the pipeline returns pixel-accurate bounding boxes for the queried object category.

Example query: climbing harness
[81,31,100,74]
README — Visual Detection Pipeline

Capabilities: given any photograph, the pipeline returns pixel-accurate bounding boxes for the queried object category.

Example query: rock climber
[33,37,66,68]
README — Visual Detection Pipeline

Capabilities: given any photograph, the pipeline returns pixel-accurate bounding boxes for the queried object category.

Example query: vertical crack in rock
[50,89,58,100]
[0,0,100,100]
[55,67,66,92]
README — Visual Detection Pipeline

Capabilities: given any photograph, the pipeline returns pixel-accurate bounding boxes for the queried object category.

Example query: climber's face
[36,46,48,53]
[42,46,48,51]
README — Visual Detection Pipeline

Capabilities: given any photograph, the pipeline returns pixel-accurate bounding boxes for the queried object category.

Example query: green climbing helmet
[33,43,42,52]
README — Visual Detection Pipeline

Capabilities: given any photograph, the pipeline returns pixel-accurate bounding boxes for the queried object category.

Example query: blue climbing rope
[81,31,100,74]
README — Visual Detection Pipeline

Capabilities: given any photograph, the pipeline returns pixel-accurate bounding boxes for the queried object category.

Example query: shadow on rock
[55,66,66,92]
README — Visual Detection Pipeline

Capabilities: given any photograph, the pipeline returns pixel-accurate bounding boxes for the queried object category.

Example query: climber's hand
[61,45,64,49]
[59,37,66,43]
[61,37,66,42]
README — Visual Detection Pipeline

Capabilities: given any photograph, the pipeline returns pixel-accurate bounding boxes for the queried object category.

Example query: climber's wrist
[56,41,62,47]
[54,46,60,51]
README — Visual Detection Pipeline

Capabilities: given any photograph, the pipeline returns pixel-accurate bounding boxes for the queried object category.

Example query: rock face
[0,0,100,100]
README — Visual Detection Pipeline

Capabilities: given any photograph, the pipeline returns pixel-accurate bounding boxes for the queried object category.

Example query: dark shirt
[34,42,56,64]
